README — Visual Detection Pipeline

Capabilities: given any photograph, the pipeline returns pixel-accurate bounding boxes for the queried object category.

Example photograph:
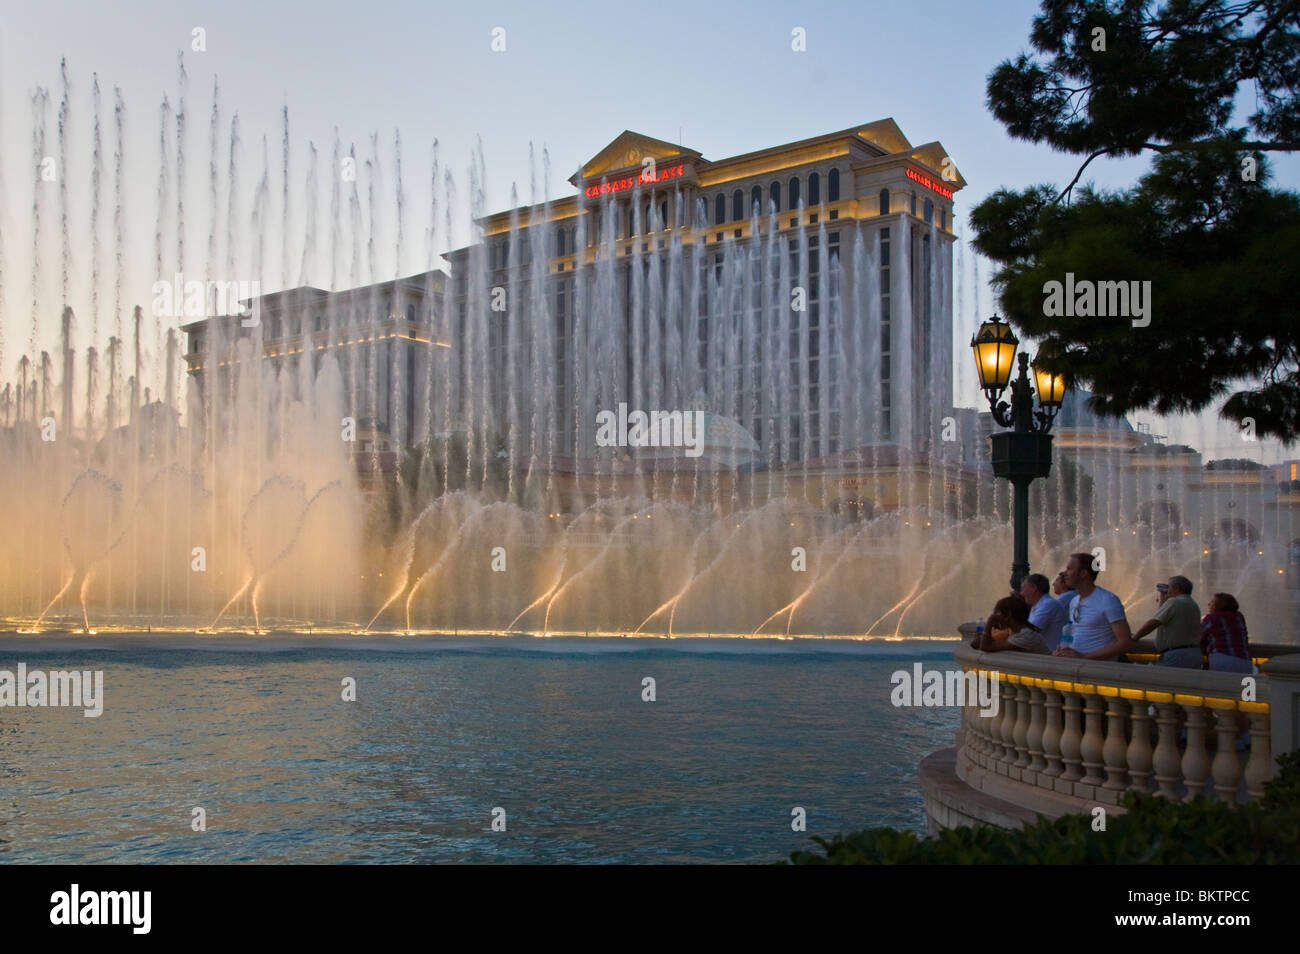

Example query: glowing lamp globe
[971,316,1018,400]
[1032,342,1068,409]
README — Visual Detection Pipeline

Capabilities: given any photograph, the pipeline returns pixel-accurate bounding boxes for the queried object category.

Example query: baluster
[957,696,970,753]
[1243,708,1273,801]
[1060,690,1083,782]
[1041,685,1064,779]
[976,682,996,763]
[1013,683,1031,769]
[1079,689,1106,787]
[968,679,989,758]
[997,675,1018,766]
[1210,703,1243,803]
[1180,698,1212,801]
[1151,698,1183,798]
[1101,693,1130,792]
[1125,692,1153,793]
[967,696,986,763]
[1026,684,1046,773]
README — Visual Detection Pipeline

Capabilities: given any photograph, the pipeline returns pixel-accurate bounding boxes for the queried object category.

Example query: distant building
[181,272,448,462]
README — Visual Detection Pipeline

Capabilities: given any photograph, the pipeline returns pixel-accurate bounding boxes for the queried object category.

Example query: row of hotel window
[490,184,943,267]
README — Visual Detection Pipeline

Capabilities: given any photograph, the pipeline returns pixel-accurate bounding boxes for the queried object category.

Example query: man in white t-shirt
[1053,552,1133,660]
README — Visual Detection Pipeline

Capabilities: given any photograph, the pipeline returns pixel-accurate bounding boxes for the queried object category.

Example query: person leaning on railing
[1199,593,1254,674]
[1020,572,1067,652]
[1052,552,1134,661]
[974,594,1050,654]
[1131,575,1202,668]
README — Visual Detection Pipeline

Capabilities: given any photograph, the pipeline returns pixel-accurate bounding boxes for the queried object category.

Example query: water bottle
[975,617,985,644]
[1059,622,1074,650]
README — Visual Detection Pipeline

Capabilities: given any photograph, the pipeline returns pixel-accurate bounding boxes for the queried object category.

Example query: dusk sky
[2,0,1296,459]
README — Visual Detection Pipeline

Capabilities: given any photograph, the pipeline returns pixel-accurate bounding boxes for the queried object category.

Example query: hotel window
[715,194,726,226]
[661,200,669,230]
[828,168,840,202]
[732,189,743,221]
[924,198,934,224]
[769,181,781,213]
[879,189,890,214]
[789,177,800,209]
[556,229,566,256]
[751,185,762,216]
[808,172,820,205]
[911,191,917,217]
[941,208,947,230]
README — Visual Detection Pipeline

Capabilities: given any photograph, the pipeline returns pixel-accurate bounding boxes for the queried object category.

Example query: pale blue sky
[1,0,1295,458]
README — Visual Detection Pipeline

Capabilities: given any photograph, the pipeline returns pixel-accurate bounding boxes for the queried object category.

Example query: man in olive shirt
[1132,575,1202,668]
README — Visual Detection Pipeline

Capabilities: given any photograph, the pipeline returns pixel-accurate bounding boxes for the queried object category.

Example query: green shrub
[785,753,1300,865]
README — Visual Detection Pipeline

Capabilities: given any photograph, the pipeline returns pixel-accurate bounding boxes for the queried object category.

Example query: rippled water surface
[0,636,959,863]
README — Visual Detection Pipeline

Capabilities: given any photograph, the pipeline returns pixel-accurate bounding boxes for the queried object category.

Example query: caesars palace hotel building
[182,121,964,482]
[444,119,964,470]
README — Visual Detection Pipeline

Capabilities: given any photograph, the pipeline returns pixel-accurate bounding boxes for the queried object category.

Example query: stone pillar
[997,677,1018,765]
[1152,696,1182,798]
[1026,684,1047,773]
[1101,694,1130,793]
[1125,694,1154,793]
[1210,703,1243,802]
[1013,683,1032,769]
[1060,690,1084,782]
[1261,654,1300,762]
[1244,708,1273,801]
[1180,699,1212,801]
[1041,686,1064,779]
[1079,691,1106,787]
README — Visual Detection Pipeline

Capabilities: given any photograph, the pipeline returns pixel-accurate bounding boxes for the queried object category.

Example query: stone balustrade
[936,643,1300,826]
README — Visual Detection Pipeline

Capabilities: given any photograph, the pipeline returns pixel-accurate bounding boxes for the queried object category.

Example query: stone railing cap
[952,644,1264,701]
[1262,653,1300,676]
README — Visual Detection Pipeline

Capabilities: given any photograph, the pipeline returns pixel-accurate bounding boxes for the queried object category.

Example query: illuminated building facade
[443,121,965,467]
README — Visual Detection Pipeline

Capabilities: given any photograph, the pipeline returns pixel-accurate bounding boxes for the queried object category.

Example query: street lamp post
[970,317,1067,591]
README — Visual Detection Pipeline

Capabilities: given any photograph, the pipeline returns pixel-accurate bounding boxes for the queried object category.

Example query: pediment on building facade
[909,141,967,189]
[855,119,912,156]
[571,131,703,184]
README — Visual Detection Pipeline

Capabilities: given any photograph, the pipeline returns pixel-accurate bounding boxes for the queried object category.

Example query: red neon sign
[906,166,954,200]
[585,163,686,198]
